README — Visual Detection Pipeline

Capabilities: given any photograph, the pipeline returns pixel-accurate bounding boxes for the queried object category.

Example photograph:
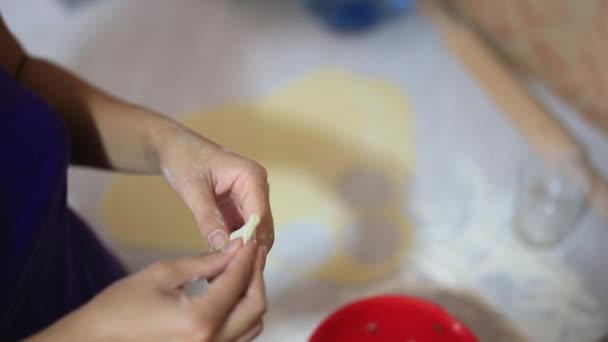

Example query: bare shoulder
[0,14,26,76]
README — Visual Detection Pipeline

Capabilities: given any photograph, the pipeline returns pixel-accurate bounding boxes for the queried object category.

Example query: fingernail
[222,238,242,253]
[208,229,228,250]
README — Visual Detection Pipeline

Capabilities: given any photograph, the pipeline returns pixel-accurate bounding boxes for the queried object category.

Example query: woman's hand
[28,240,267,342]
[155,124,274,251]
[1,17,273,251]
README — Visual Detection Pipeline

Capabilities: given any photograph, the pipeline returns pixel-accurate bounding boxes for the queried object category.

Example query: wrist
[146,116,186,172]
[149,117,221,174]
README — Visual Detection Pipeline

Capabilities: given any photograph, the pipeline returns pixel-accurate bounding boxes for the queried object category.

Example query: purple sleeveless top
[0,69,125,340]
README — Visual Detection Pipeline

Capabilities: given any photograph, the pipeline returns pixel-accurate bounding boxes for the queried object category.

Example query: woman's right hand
[27,239,267,342]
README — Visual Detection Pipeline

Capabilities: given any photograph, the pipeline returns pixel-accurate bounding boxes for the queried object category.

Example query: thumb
[159,239,243,289]
[181,185,229,250]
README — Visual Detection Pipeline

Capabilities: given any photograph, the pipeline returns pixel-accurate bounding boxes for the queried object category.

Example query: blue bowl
[305,0,416,31]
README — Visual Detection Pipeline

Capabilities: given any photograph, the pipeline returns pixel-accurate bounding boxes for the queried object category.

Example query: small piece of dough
[229,215,261,243]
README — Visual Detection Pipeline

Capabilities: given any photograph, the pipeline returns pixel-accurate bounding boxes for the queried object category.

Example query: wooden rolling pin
[421,0,608,218]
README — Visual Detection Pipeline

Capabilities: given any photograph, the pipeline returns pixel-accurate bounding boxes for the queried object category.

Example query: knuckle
[245,161,268,180]
[256,165,268,179]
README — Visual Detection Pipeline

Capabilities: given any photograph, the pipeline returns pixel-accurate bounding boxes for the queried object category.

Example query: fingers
[200,240,258,321]
[216,247,267,341]
[235,321,264,342]
[152,239,242,289]
[180,178,230,250]
[236,166,274,250]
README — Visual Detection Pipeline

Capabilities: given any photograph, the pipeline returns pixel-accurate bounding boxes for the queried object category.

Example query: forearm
[17,56,179,172]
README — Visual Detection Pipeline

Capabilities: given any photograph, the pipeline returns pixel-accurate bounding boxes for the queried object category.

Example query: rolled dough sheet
[101,69,414,283]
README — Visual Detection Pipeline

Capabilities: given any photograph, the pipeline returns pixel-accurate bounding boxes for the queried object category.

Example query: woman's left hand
[155,124,274,252]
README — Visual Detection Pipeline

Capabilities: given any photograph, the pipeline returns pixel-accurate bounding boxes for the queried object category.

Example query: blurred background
[2,0,608,341]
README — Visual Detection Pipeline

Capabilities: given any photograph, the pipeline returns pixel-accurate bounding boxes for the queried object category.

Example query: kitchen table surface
[2,1,607,340]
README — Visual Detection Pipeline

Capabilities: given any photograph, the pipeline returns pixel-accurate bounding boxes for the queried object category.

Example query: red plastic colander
[310,295,478,342]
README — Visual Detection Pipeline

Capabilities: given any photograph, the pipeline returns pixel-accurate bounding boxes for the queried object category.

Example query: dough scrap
[230,215,260,243]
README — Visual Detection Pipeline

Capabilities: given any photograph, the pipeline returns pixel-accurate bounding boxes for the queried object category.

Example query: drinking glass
[513,155,590,247]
